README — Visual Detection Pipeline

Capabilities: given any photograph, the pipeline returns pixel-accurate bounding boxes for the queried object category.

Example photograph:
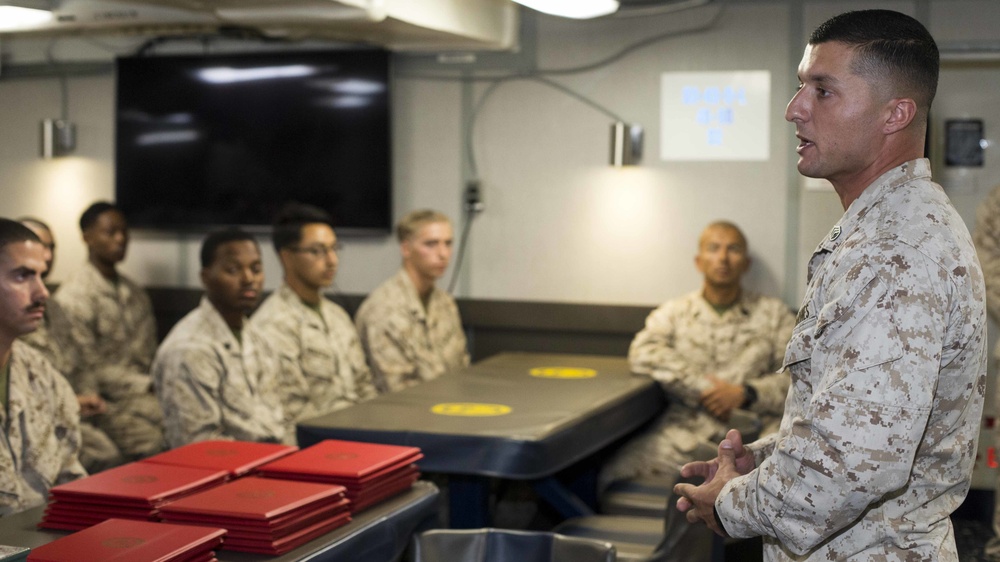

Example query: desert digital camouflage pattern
[254,283,377,423]
[974,183,1000,359]
[52,262,164,459]
[355,269,469,393]
[600,291,793,489]
[973,183,1000,558]
[153,297,290,448]
[0,342,86,516]
[717,159,987,560]
[19,299,122,472]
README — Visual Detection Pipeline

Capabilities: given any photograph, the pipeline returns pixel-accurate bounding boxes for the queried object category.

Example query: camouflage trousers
[92,392,166,461]
[78,421,123,473]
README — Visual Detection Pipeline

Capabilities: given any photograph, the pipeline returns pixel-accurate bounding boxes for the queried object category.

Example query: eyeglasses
[290,243,342,258]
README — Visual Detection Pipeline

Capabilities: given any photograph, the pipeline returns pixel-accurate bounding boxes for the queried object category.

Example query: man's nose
[34,278,50,300]
[785,90,805,122]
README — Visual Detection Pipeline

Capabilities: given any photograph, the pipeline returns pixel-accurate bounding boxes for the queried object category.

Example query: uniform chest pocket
[781,315,816,371]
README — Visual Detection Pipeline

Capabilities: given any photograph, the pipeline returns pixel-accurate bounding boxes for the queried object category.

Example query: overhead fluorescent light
[512,0,619,19]
[0,2,54,31]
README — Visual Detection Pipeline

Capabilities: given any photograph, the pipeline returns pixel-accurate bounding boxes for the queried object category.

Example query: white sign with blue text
[660,71,770,161]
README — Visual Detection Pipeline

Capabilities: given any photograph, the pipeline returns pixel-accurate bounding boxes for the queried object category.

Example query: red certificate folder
[48,462,229,508]
[257,439,422,480]
[27,518,225,562]
[256,440,422,511]
[140,440,298,478]
[159,476,352,555]
[158,476,346,522]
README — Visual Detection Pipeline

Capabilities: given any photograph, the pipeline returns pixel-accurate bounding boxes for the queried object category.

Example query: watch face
[945,119,984,167]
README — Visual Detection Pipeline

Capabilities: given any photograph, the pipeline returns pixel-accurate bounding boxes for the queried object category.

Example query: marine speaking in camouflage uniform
[599,222,794,490]
[17,218,123,473]
[355,209,469,393]
[973,183,1000,560]
[0,219,86,515]
[254,204,376,425]
[153,229,289,448]
[676,11,987,561]
[52,202,165,461]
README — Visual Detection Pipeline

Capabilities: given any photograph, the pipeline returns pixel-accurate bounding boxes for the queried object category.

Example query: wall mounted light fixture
[40,118,76,159]
[610,122,643,167]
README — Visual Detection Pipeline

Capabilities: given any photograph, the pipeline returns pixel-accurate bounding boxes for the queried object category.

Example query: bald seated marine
[153,229,289,447]
[17,217,123,473]
[355,209,469,392]
[254,203,376,425]
[0,218,86,515]
[53,201,165,460]
[600,221,794,490]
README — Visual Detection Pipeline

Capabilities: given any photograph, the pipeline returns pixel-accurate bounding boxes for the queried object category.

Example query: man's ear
[884,97,917,135]
[278,248,293,269]
[694,253,705,274]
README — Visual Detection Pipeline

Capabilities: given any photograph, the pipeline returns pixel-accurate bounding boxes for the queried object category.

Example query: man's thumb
[718,439,736,468]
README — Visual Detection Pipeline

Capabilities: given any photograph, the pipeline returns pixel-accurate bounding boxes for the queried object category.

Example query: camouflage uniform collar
[198,295,245,351]
[816,158,931,255]
[277,282,329,325]
[694,290,754,318]
[394,269,437,320]
[277,282,329,309]
[80,260,130,299]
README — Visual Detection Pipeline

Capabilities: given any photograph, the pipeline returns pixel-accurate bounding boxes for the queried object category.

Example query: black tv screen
[115,50,391,233]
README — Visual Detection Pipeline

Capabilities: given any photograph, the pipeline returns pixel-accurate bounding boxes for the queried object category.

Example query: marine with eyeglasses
[253,203,377,424]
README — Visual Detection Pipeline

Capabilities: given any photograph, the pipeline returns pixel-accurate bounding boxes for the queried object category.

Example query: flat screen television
[115,49,392,234]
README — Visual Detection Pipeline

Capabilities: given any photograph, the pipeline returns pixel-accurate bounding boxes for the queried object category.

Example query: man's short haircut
[0,218,41,251]
[79,201,121,232]
[700,220,748,250]
[396,209,451,243]
[271,203,334,253]
[810,10,939,115]
[200,229,259,268]
[17,217,51,235]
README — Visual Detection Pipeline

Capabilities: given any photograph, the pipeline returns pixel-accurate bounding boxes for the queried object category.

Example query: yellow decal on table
[529,367,597,379]
[431,403,512,416]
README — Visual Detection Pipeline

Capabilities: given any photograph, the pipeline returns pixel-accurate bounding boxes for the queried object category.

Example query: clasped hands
[673,428,756,537]
[700,376,745,420]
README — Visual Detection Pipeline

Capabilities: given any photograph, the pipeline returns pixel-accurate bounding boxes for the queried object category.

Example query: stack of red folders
[140,440,299,478]
[40,463,229,531]
[27,518,225,562]
[158,476,350,555]
[257,439,422,511]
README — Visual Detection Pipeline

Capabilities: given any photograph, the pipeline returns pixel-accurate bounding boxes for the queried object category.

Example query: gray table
[0,481,439,562]
[296,352,665,528]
